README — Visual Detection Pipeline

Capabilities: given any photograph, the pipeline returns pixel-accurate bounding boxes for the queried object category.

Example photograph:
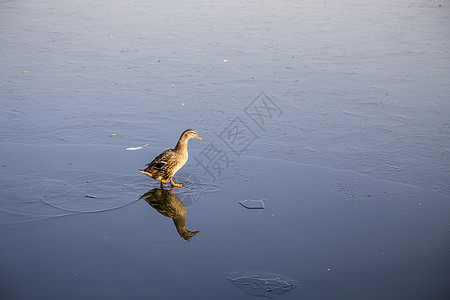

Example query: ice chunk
[239,199,265,209]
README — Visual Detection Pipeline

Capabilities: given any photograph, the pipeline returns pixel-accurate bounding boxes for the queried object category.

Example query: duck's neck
[173,216,186,233]
[173,139,188,152]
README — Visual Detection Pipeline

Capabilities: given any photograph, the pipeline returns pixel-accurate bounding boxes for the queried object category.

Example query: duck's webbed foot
[170,177,182,187]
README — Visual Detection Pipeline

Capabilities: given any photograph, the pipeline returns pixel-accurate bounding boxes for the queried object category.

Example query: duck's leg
[170,177,182,187]
[160,179,169,188]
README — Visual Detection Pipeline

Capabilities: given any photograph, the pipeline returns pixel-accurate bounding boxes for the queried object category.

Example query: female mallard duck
[139,129,202,187]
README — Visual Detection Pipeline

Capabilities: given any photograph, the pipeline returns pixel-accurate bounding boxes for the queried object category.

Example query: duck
[139,129,202,187]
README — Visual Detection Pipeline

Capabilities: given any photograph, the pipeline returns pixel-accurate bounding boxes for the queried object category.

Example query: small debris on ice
[126,144,149,151]
[239,199,265,209]
[109,133,117,137]
[84,195,96,198]
[223,59,228,62]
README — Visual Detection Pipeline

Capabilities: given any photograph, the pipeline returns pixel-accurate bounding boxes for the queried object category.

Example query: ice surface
[1,0,449,194]
[0,0,449,299]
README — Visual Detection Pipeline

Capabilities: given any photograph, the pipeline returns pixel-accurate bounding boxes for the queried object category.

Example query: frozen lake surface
[1,0,449,299]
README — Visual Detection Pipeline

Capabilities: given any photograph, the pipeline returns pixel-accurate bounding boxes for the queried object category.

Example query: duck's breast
[170,152,188,176]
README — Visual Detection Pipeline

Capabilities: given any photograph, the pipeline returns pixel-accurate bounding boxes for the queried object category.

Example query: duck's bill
[195,136,202,140]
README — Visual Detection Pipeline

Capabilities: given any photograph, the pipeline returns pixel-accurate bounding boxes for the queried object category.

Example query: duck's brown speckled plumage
[139,129,202,187]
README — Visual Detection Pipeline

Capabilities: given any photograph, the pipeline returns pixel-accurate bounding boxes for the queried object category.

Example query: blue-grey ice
[0,0,449,299]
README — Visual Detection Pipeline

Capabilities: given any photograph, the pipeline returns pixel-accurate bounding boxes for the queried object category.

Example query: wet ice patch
[0,171,149,224]
[228,271,298,298]
[41,172,143,213]
[0,175,74,223]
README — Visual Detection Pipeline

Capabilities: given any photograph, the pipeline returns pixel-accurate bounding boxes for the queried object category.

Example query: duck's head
[180,229,200,241]
[181,129,202,141]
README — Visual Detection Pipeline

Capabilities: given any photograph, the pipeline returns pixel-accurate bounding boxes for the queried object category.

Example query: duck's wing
[146,149,176,170]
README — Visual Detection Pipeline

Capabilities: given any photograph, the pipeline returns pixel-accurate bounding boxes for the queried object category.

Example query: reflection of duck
[140,188,199,240]
[139,129,202,187]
